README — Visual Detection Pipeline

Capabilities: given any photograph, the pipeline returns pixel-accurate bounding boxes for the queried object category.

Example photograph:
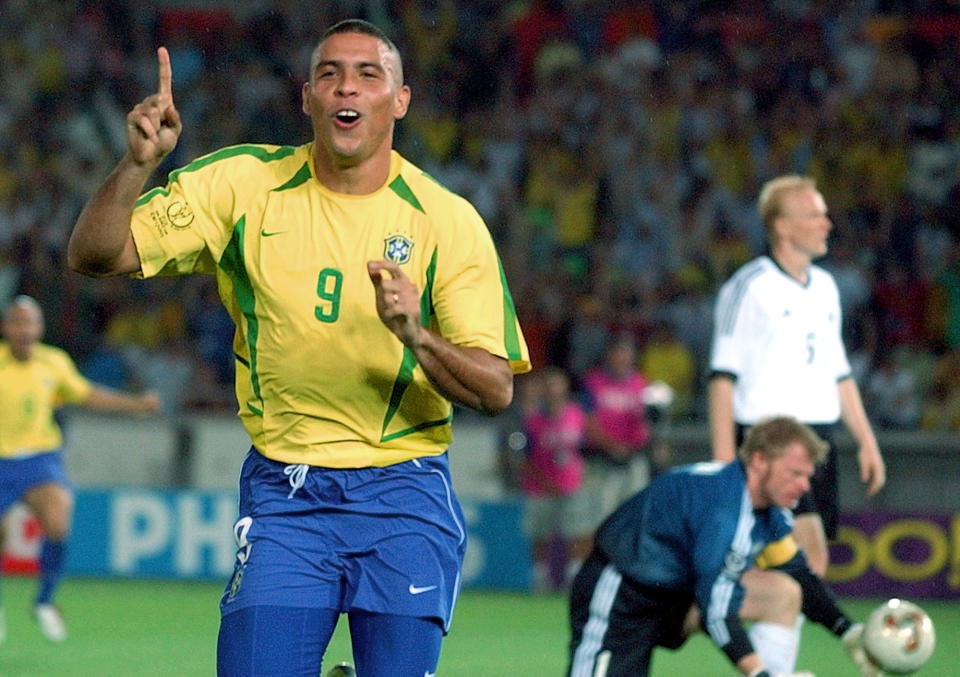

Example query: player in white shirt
[709,175,885,576]
[712,256,850,428]
[708,176,886,676]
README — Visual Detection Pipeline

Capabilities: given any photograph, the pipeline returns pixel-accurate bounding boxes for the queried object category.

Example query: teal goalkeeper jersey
[130,144,530,467]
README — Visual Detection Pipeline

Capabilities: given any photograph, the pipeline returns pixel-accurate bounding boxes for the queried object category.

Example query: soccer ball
[861,598,935,674]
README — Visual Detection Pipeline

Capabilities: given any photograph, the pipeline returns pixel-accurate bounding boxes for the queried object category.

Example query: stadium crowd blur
[3,0,960,432]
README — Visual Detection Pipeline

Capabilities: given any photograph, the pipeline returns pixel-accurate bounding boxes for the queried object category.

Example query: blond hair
[737,416,829,466]
[757,175,817,237]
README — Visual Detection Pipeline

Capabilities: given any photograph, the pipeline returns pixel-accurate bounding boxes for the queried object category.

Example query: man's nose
[336,72,359,96]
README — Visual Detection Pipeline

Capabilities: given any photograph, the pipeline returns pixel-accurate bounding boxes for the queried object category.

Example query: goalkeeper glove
[841,623,884,677]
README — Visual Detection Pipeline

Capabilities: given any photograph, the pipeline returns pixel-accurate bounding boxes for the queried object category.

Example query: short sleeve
[430,202,530,374]
[53,349,93,405]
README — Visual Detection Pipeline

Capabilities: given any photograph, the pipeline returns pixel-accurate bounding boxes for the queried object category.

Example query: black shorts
[567,550,692,677]
[737,422,839,539]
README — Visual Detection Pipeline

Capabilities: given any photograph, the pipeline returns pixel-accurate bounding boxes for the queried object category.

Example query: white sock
[749,621,800,674]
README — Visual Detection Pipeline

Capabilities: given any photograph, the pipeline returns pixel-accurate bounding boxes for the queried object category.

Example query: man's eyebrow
[314,59,386,72]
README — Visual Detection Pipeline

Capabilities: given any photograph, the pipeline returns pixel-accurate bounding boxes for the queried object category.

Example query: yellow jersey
[0,342,93,458]
[131,144,530,467]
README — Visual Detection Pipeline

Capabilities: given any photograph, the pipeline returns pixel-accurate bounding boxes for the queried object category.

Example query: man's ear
[394,84,411,121]
[301,82,312,116]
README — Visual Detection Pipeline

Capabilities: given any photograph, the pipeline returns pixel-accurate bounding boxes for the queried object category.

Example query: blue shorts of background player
[217,448,467,677]
[0,452,71,516]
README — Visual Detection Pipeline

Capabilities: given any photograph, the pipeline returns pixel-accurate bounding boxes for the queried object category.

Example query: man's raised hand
[125,46,182,167]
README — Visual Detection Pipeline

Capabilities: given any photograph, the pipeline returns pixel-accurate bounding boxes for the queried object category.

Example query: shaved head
[3,295,44,360]
[310,19,404,86]
[4,295,42,321]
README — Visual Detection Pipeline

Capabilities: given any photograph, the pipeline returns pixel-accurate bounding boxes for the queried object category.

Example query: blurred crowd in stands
[3,0,960,431]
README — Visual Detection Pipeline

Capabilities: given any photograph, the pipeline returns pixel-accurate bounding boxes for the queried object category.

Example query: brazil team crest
[384,234,414,264]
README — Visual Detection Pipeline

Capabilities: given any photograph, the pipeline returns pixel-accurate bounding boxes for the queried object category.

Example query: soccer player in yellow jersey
[0,295,159,644]
[68,19,530,677]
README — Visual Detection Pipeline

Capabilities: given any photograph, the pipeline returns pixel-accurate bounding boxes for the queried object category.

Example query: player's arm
[708,278,745,463]
[837,376,885,496]
[699,577,764,674]
[68,46,182,277]
[708,373,738,461]
[692,522,761,673]
[407,334,513,415]
[83,387,162,415]
[367,260,513,415]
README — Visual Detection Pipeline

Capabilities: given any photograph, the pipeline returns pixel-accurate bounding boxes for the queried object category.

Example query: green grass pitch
[0,576,956,675]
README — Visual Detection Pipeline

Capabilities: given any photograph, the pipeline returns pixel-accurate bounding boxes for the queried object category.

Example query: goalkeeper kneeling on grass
[567,416,880,677]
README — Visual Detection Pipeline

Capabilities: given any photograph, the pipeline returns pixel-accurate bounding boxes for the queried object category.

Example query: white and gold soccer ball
[861,598,935,675]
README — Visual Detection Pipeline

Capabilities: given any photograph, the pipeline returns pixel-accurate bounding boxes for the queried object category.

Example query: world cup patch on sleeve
[384,234,414,264]
[166,200,195,229]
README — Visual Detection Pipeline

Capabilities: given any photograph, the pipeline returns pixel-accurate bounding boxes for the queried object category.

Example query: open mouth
[334,109,360,125]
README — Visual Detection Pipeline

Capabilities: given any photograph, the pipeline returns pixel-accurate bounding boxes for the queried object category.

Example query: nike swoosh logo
[408,584,438,595]
[260,230,286,237]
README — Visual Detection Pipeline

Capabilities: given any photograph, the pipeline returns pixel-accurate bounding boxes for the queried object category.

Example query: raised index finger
[157,46,173,99]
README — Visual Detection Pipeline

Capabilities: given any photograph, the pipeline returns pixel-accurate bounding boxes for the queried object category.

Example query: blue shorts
[0,452,70,515]
[220,448,467,631]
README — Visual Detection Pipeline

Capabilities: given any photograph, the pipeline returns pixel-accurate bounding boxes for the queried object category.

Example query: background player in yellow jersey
[0,295,159,643]
[67,19,530,677]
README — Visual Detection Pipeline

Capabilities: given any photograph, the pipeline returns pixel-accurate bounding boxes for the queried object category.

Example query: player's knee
[749,570,802,624]
[786,576,802,615]
[773,575,802,618]
[42,503,74,541]
[35,504,73,541]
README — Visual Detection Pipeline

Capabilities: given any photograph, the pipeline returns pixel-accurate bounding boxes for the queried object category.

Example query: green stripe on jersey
[218,215,263,412]
[422,246,438,320]
[136,145,297,206]
[272,162,312,192]
[388,174,425,213]
[380,248,438,439]
[497,255,523,361]
[380,415,453,443]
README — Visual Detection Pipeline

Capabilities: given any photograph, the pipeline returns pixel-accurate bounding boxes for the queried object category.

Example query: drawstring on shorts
[283,463,308,498]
